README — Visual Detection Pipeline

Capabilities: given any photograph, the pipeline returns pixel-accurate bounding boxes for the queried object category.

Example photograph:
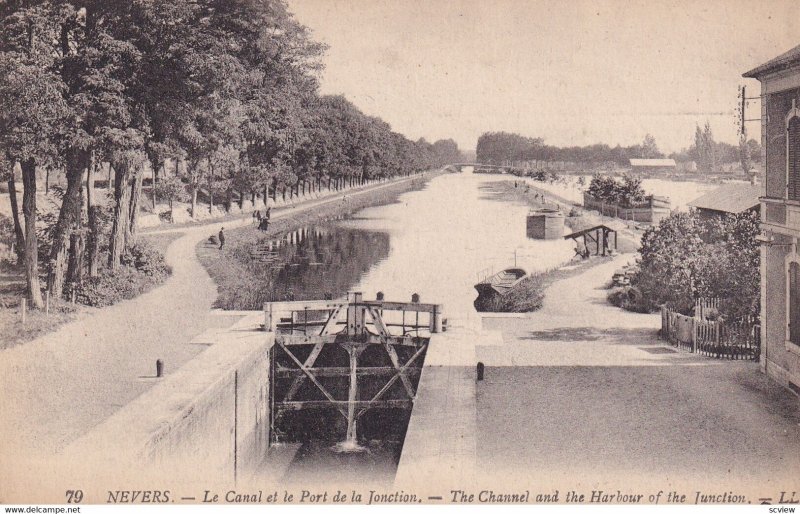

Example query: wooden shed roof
[687,182,761,214]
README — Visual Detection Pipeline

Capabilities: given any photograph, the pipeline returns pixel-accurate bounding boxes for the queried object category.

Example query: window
[790,116,800,201]
[790,261,800,345]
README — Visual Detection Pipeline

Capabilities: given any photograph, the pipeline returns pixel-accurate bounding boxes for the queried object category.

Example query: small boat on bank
[474,267,528,297]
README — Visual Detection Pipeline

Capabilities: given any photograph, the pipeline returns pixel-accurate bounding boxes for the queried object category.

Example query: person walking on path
[218,227,225,249]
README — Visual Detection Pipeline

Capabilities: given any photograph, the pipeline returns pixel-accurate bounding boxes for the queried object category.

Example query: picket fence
[660,306,760,361]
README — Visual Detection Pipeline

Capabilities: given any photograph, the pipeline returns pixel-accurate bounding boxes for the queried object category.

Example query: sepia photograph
[0,0,799,511]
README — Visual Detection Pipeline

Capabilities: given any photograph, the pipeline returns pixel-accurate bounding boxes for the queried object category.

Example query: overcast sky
[287,0,800,154]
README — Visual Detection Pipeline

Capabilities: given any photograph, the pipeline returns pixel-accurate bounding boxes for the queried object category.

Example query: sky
[286,0,800,155]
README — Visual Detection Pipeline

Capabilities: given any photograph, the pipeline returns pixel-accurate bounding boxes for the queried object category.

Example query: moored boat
[474,267,528,297]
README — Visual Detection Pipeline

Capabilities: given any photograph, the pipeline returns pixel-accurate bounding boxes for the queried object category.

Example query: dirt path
[0,175,424,461]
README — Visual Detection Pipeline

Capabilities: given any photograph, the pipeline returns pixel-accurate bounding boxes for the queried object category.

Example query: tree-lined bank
[0,1,464,310]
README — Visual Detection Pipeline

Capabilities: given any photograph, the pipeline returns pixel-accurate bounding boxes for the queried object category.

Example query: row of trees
[0,1,462,309]
[668,122,760,174]
[475,128,763,176]
[475,132,663,166]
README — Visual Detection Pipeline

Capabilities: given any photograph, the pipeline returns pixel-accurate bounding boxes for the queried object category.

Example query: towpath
[476,255,800,493]
[0,175,422,463]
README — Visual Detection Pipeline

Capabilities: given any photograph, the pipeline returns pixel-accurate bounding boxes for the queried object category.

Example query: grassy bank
[198,172,441,310]
[475,256,613,313]
[0,235,177,349]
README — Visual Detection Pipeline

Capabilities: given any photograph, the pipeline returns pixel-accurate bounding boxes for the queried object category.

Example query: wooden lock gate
[265,292,443,446]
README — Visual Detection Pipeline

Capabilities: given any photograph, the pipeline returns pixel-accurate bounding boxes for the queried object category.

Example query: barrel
[526,209,565,240]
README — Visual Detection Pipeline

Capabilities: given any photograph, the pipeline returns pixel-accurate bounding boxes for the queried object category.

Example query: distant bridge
[444,163,526,174]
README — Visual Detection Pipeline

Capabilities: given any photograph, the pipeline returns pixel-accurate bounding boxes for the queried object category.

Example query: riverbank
[0,171,439,467]
[484,179,640,253]
[198,172,441,310]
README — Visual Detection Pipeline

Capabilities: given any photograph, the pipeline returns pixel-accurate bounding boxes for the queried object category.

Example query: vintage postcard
[1,0,799,511]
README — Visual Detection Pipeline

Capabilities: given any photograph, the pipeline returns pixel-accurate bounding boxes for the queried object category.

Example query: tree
[153,173,188,221]
[0,8,71,307]
[739,130,752,176]
[693,121,718,173]
[641,133,662,159]
[633,211,759,319]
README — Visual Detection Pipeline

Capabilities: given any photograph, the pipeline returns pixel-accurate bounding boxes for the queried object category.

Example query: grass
[0,299,80,350]
[0,240,172,348]
[475,255,613,313]
[139,231,185,253]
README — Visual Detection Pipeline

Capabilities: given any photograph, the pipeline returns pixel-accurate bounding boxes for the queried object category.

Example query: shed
[629,159,676,173]
[687,182,761,220]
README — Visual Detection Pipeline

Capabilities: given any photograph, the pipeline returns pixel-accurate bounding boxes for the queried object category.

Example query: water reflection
[339,171,575,324]
[250,225,390,302]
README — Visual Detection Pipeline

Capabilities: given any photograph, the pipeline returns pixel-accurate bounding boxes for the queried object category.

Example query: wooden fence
[694,297,720,320]
[660,306,760,360]
[582,194,671,224]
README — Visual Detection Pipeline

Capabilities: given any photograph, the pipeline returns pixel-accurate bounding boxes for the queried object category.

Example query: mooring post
[477,362,485,381]
[430,304,444,333]
[44,291,50,315]
[21,298,26,325]
[263,302,273,332]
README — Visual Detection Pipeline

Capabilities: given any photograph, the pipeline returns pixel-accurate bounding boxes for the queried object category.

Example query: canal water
[259,168,575,485]
[263,169,575,323]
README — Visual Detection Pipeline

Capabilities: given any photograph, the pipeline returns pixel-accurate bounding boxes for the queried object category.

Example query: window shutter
[790,117,800,201]
[790,262,800,345]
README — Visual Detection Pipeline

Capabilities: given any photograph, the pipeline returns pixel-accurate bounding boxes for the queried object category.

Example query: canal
[262,169,575,322]
[258,168,575,485]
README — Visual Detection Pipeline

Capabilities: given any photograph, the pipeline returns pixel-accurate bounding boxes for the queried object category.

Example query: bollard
[45,290,50,315]
[156,359,164,378]
[71,289,76,305]
[476,362,485,381]
[376,291,384,301]
[411,293,420,303]
[21,298,27,325]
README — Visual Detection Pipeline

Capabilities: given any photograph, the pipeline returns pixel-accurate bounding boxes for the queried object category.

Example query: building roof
[743,43,800,79]
[629,158,676,167]
[687,182,761,214]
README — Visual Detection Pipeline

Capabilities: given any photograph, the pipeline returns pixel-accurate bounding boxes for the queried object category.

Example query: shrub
[631,210,759,320]
[587,173,646,208]
[607,286,651,313]
[120,242,171,276]
[76,243,171,307]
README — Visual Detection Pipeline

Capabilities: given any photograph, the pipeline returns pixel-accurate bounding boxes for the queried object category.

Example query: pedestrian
[218,227,225,249]
[253,210,261,225]
[265,207,271,220]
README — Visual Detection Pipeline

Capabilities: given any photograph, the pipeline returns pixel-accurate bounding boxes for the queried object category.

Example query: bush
[120,242,171,276]
[631,211,759,319]
[587,173,646,208]
[607,286,651,313]
[76,243,171,307]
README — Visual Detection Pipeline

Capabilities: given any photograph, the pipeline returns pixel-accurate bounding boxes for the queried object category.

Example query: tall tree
[0,4,71,308]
